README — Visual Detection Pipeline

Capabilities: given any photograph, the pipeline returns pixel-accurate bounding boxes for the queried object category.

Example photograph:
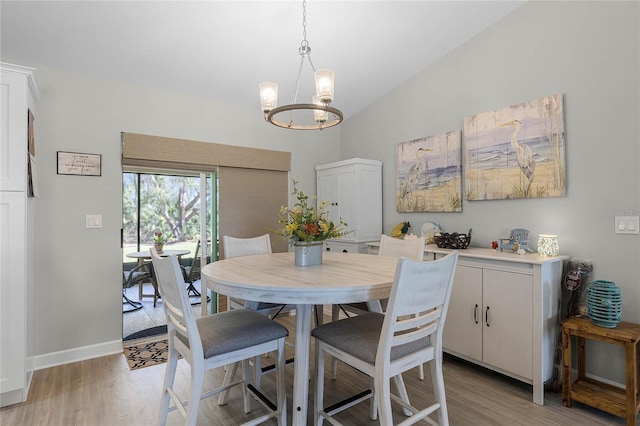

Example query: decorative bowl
[434,232,471,249]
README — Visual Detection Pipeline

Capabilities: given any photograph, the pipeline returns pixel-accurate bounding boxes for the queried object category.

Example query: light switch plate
[86,214,103,229]
[615,216,639,234]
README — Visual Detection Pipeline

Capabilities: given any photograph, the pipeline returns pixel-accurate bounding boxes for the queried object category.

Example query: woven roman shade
[217,166,289,311]
[218,167,289,256]
[121,132,291,172]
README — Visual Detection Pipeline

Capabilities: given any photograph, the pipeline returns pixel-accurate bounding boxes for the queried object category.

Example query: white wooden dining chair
[223,234,296,317]
[332,235,425,317]
[331,234,426,378]
[221,234,297,394]
[313,252,458,426]
[223,234,298,322]
[150,247,288,426]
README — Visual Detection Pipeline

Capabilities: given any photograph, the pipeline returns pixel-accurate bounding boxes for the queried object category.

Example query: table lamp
[538,234,559,256]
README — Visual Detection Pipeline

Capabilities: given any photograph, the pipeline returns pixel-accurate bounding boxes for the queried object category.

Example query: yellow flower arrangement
[277,181,350,244]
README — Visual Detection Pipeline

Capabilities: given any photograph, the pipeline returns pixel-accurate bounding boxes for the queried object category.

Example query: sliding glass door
[122,169,217,337]
[122,171,215,258]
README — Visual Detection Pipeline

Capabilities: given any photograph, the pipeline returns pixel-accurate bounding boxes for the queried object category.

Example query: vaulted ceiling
[1,1,525,118]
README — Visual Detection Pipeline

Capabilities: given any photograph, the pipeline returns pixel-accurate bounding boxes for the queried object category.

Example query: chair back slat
[223,234,272,259]
[391,321,438,347]
[392,257,456,319]
[377,253,458,362]
[165,301,189,336]
[151,247,203,356]
[393,307,442,333]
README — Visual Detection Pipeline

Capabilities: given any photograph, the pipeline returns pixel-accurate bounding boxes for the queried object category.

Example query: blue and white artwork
[464,93,566,200]
[396,130,462,212]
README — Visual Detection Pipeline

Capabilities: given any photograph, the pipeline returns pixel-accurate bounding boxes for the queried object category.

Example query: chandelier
[259,0,343,130]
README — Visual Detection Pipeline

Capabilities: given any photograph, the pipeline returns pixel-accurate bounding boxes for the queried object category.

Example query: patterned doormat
[123,339,175,370]
[123,325,167,341]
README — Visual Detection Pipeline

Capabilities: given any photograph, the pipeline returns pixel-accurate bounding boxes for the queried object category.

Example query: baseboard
[1,388,27,408]
[32,339,123,371]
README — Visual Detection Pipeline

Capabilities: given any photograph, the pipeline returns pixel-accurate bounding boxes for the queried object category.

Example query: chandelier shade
[314,69,334,103]
[312,96,328,123]
[259,0,343,130]
[259,82,278,113]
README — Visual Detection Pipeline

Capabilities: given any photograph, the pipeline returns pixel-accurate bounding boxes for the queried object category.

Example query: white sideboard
[430,245,568,405]
[316,158,382,254]
[367,242,567,405]
[1,63,40,407]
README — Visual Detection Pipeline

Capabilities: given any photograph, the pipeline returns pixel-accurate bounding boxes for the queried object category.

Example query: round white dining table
[201,251,399,426]
[126,249,191,263]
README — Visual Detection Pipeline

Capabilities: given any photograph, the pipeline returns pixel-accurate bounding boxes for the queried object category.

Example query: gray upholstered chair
[221,234,296,392]
[150,247,288,426]
[331,234,426,378]
[313,252,458,426]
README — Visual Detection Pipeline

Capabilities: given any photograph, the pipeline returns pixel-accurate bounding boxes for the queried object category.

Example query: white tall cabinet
[1,63,40,407]
[316,158,382,253]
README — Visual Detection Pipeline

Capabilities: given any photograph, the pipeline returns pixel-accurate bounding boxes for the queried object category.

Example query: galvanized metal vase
[294,241,323,266]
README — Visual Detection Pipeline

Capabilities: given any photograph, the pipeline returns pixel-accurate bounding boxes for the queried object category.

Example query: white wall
[27,65,341,365]
[341,1,639,384]
[12,0,640,387]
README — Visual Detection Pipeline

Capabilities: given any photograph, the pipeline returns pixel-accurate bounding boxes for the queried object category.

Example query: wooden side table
[562,316,640,425]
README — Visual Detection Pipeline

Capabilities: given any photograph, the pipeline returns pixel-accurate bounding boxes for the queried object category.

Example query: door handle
[473,304,479,324]
[485,306,490,327]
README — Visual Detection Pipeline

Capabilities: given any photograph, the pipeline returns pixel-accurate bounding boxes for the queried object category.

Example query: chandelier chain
[301,0,307,48]
[303,0,316,70]
[292,0,314,107]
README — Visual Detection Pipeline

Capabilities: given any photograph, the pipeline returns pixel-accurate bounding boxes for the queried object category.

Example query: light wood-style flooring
[1,313,626,425]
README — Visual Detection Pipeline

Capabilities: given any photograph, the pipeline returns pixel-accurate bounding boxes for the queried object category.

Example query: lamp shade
[259,82,278,112]
[314,69,334,103]
[312,96,328,123]
[538,234,559,256]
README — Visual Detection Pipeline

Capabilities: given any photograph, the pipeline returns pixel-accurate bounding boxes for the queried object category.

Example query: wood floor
[1,313,626,426]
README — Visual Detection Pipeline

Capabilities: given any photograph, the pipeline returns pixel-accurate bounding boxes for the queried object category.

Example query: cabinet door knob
[474,304,479,324]
[326,247,331,251]
[342,249,347,253]
[485,306,490,327]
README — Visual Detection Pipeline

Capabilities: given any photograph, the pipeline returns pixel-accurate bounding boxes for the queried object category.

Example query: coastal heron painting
[396,131,462,212]
[464,93,566,200]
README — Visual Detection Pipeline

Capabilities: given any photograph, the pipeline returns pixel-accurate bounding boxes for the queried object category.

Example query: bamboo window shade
[121,132,291,172]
